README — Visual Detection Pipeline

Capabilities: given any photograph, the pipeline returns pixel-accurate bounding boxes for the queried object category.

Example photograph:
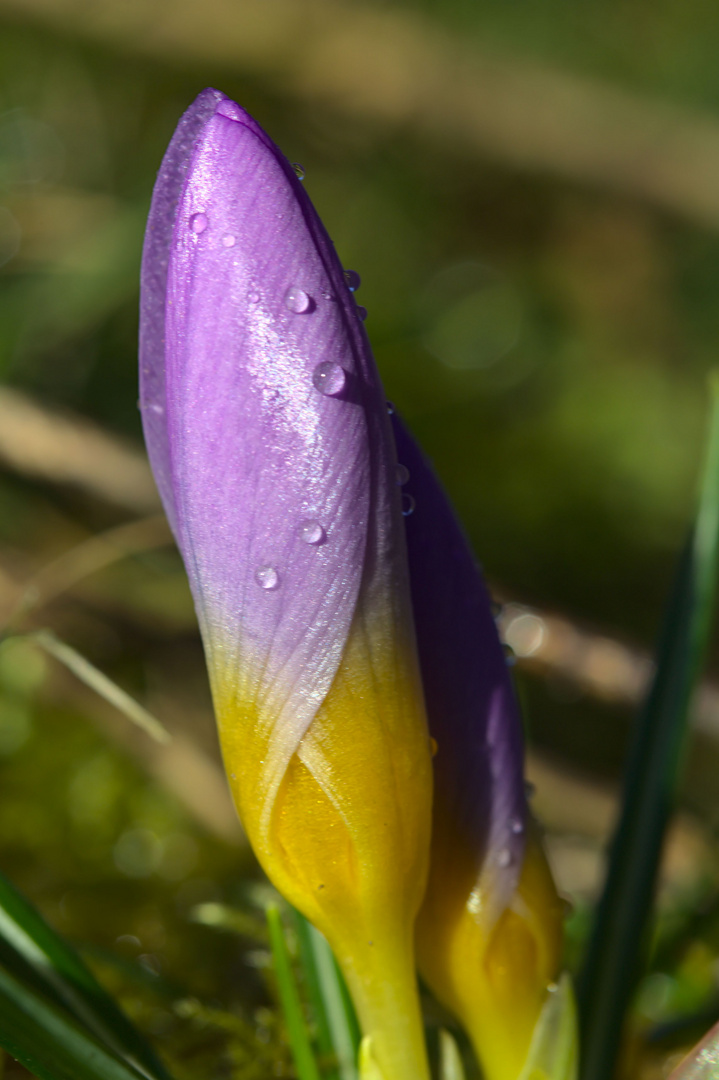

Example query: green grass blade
[0,961,155,1080]
[578,376,719,1080]
[0,869,172,1080]
[292,909,337,1074]
[305,919,360,1080]
[266,904,322,1080]
[31,630,170,744]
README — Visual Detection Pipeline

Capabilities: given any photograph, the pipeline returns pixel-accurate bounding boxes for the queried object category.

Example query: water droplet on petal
[300,520,325,545]
[343,269,361,292]
[401,493,416,516]
[292,162,305,181]
[190,212,208,234]
[255,566,279,590]
[547,982,559,994]
[497,848,512,869]
[509,817,524,835]
[248,290,260,304]
[386,401,395,415]
[312,362,346,396]
[357,305,368,321]
[148,403,164,416]
[222,234,235,247]
[395,464,410,486]
[285,286,311,313]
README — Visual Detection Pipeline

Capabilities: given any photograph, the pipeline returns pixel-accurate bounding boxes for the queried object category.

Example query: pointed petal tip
[517,974,578,1080]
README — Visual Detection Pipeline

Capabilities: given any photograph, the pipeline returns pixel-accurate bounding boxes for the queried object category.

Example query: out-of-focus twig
[0,387,158,513]
[32,628,170,744]
[497,602,719,743]
[526,751,712,901]
[52,667,245,847]
[8,514,172,629]
[3,0,719,227]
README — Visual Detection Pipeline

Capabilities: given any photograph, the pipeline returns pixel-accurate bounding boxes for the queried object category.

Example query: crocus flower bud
[139,90,433,1080]
[393,420,576,1080]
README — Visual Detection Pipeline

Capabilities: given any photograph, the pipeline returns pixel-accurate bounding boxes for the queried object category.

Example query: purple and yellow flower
[393,421,576,1080]
[139,89,433,1080]
[139,86,575,1080]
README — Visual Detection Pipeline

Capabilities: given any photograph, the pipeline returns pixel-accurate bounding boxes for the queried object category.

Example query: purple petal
[392,417,526,923]
[139,91,404,811]
[140,88,225,534]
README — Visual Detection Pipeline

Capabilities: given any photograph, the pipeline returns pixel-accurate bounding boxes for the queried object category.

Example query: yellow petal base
[215,607,434,1080]
[418,829,565,1080]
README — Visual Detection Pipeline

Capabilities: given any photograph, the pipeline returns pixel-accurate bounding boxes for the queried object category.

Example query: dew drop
[248,290,260,304]
[312,362,346,396]
[386,401,395,415]
[547,982,559,994]
[300,520,325,545]
[255,566,279,590]
[395,464,410,486]
[357,305,368,321]
[401,493,416,517]
[497,848,512,869]
[285,286,311,313]
[190,212,208,234]
[148,403,164,416]
[292,162,305,181]
[222,234,235,247]
[343,269,361,292]
[509,817,524,835]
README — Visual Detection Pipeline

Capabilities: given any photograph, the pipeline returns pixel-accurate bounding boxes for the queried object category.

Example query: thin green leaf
[31,630,170,743]
[578,375,719,1080]
[292,909,337,1074]
[266,905,322,1080]
[297,910,359,1080]
[0,961,155,1080]
[0,869,172,1080]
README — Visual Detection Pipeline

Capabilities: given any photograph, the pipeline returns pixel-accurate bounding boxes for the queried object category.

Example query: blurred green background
[1,1,719,1077]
